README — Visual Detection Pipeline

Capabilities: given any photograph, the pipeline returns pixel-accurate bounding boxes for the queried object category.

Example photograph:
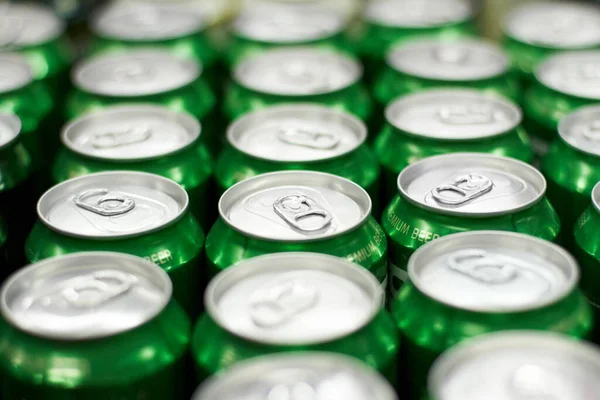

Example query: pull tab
[563,62,600,86]
[250,277,319,328]
[432,174,493,206]
[583,120,600,141]
[91,125,152,149]
[60,270,138,308]
[433,46,469,65]
[279,61,329,92]
[74,188,136,216]
[277,126,339,149]
[510,364,558,400]
[267,382,318,400]
[437,105,496,125]
[111,61,154,83]
[273,194,332,232]
[447,249,518,284]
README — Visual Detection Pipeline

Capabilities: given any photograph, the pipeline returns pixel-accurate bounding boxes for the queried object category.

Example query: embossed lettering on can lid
[0,53,33,93]
[398,153,546,217]
[228,104,366,162]
[72,49,200,97]
[62,105,200,161]
[429,331,600,400]
[206,253,382,345]
[386,39,509,81]
[234,47,362,96]
[0,3,65,47]
[0,252,172,340]
[193,352,397,400]
[386,89,521,140]
[408,231,578,312]
[364,0,474,27]
[220,171,371,241]
[558,105,600,157]
[38,171,189,239]
[535,51,600,100]
[0,114,21,149]
[503,2,600,49]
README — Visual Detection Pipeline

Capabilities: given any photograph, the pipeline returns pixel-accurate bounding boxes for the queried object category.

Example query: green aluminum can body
[0,253,191,400]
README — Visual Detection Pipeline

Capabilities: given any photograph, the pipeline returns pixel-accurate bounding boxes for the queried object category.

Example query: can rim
[557,104,600,157]
[0,113,22,150]
[592,181,600,214]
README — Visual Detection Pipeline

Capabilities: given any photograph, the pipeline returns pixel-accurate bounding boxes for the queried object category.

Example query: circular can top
[38,171,189,239]
[62,105,200,161]
[503,2,600,49]
[227,104,366,162]
[92,2,206,41]
[72,49,201,97]
[535,51,600,100]
[0,114,21,149]
[234,47,362,96]
[558,105,600,157]
[0,3,65,47]
[193,352,397,400]
[398,153,546,217]
[386,39,509,81]
[364,0,474,27]
[385,89,521,140]
[206,252,382,345]
[233,5,345,43]
[0,53,33,93]
[429,331,600,400]
[219,171,371,241]
[0,252,172,340]
[408,231,578,313]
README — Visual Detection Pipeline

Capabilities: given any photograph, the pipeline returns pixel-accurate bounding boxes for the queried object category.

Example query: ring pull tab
[279,61,329,92]
[564,62,600,86]
[60,270,138,308]
[433,46,469,65]
[583,120,600,141]
[432,174,493,206]
[91,125,153,149]
[509,364,558,400]
[273,194,332,232]
[277,126,339,150]
[111,61,154,83]
[250,278,319,328]
[447,249,518,284]
[74,188,136,216]
[437,104,496,125]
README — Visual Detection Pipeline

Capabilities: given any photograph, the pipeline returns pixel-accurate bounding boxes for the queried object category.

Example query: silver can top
[72,49,200,97]
[0,114,21,149]
[206,253,382,345]
[429,331,600,400]
[227,104,366,162]
[386,39,509,81]
[62,105,200,161]
[219,171,371,241]
[386,89,521,140]
[592,181,600,214]
[0,3,65,47]
[193,352,398,400]
[409,231,578,312]
[0,53,33,93]
[38,171,189,239]
[503,2,600,49]
[364,0,474,28]
[0,252,172,340]
[398,153,546,217]
[234,47,362,96]
[535,51,600,100]
[558,105,600,157]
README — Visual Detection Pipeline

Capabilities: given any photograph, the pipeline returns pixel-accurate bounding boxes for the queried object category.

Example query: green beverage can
[429,331,600,400]
[206,171,388,292]
[192,252,398,382]
[383,153,560,298]
[53,104,213,230]
[0,252,191,399]
[375,89,533,201]
[224,47,371,123]
[193,352,397,400]
[393,231,592,399]
[502,1,600,84]
[216,104,380,203]
[25,171,205,318]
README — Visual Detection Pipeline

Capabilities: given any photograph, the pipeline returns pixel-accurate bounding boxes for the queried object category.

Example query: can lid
[0,114,21,149]
[386,39,508,81]
[0,3,65,47]
[206,253,382,345]
[193,352,397,400]
[535,51,600,100]
[0,53,33,93]
[227,104,366,162]
[503,2,600,49]
[398,153,546,217]
[429,331,600,400]
[219,171,371,241]
[72,50,200,97]
[409,231,578,313]
[62,105,200,161]
[38,171,189,239]
[92,2,206,41]
[0,252,172,340]
[386,89,521,140]
[364,0,474,28]
[558,105,600,157]
[234,47,362,96]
